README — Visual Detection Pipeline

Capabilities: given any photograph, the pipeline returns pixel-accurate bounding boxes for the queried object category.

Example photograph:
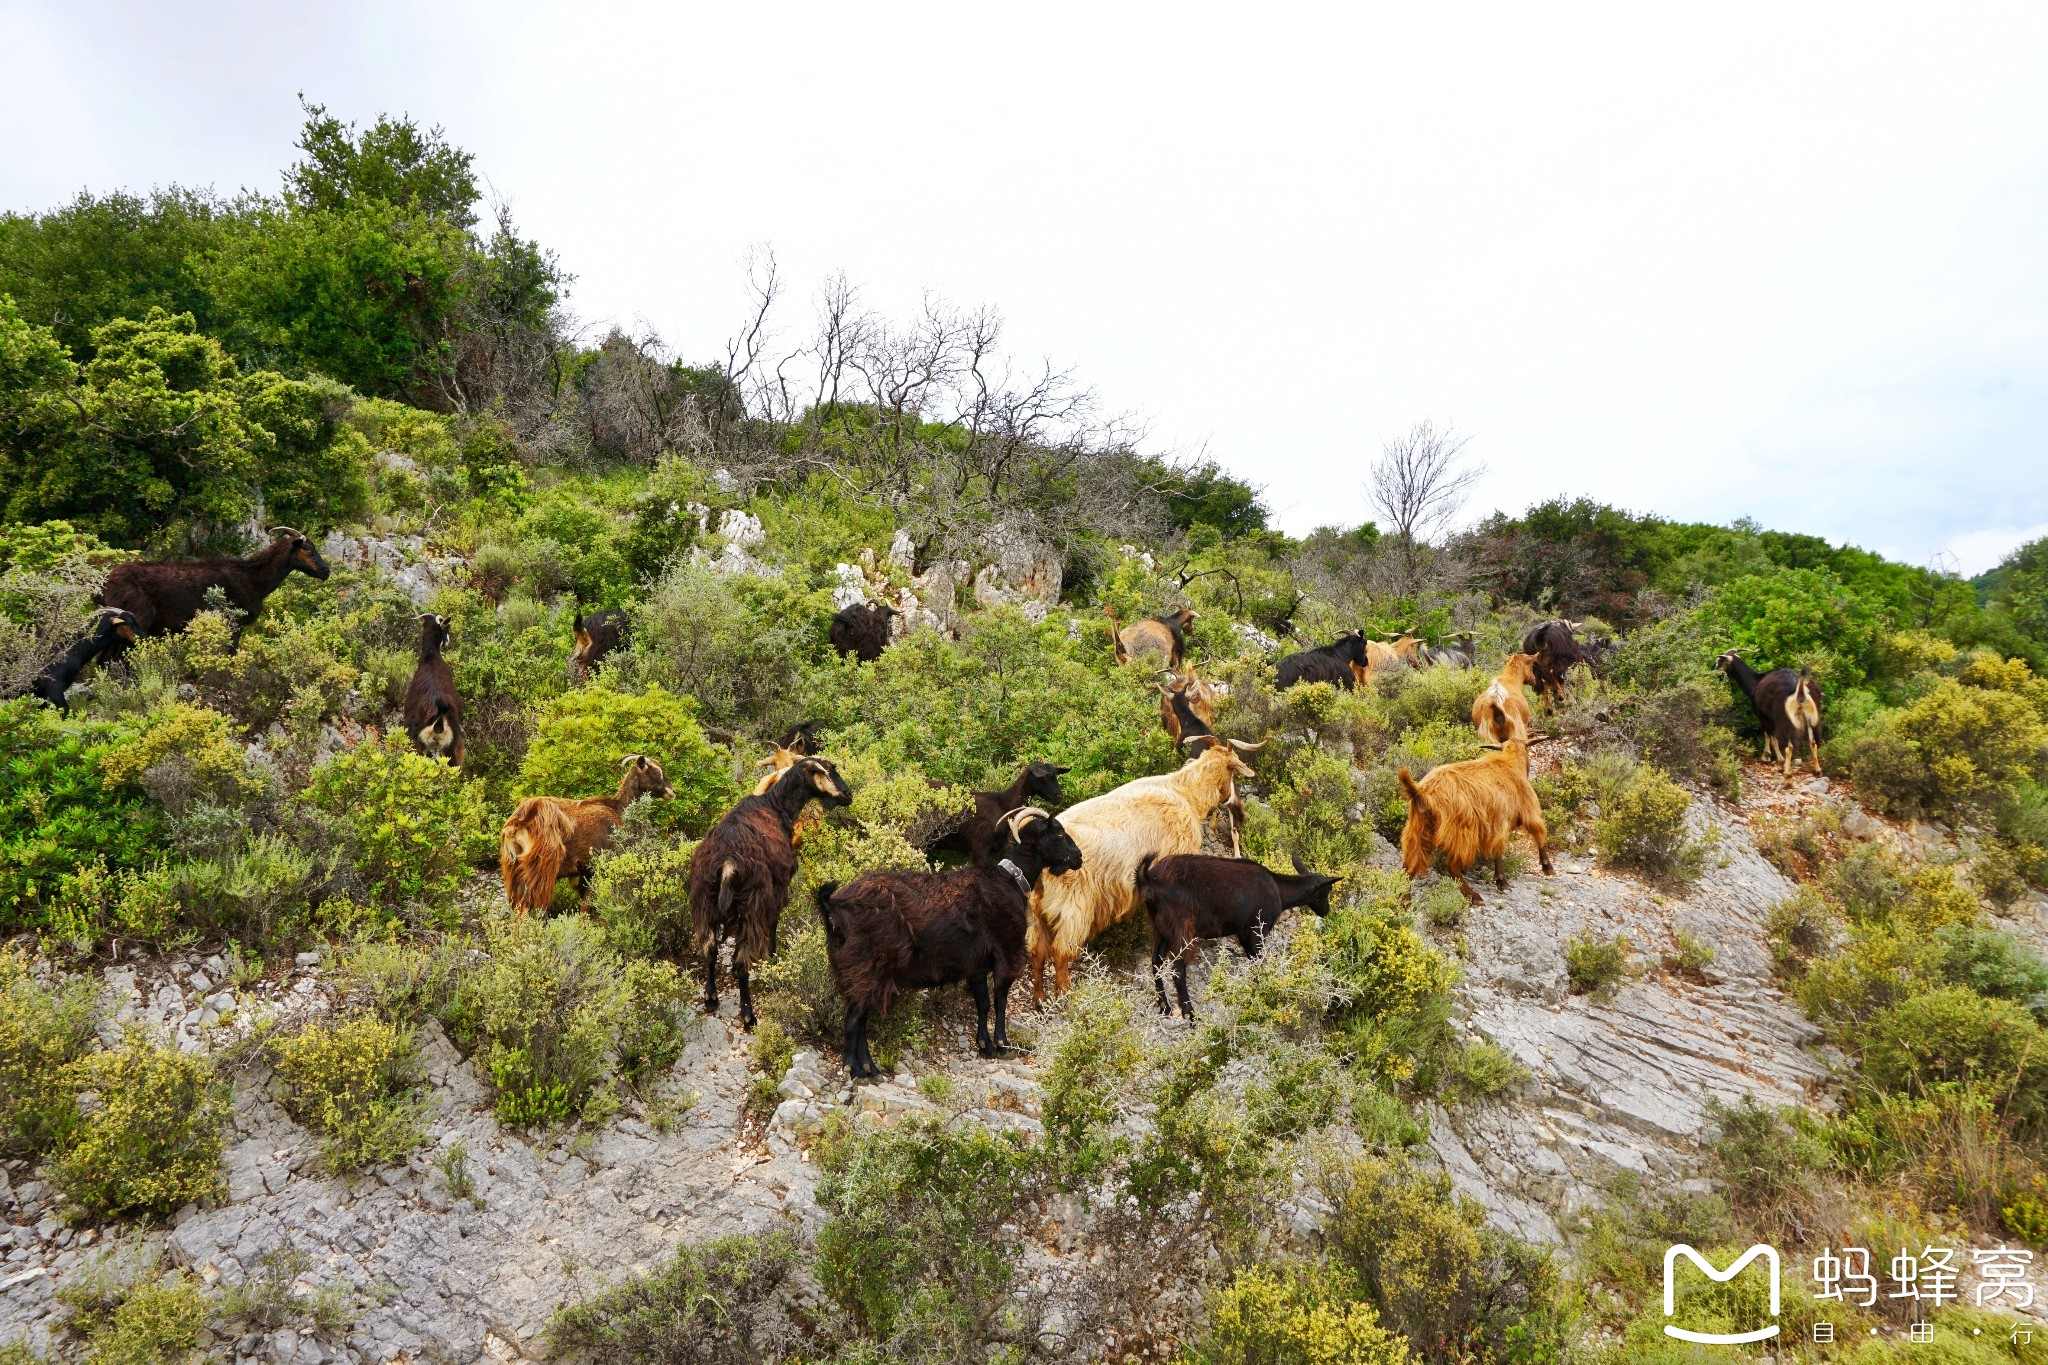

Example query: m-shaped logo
[1663,1244,1780,1345]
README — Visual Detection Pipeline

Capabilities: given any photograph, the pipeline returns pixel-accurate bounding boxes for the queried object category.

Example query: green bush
[0,948,99,1157]
[545,1228,800,1364]
[1191,1261,1414,1365]
[1565,934,1629,997]
[505,490,633,606]
[623,563,833,739]
[514,684,735,835]
[1856,986,2048,1117]
[447,914,684,1128]
[1704,1096,1829,1236]
[0,701,160,934]
[1839,676,2048,818]
[300,732,491,918]
[50,1034,226,1218]
[268,1014,430,1172]
[1589,760,1705,883]
[61,1267,210,1365]
[588,817,697,959]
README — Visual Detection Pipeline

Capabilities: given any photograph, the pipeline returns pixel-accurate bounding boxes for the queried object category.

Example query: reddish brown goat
[403,614,464,766]
[500,755,675,914]
[98,527,330,657]
[1398,739,1553,905]
[688,757,853,1029]
[829,602,899,662]
[570,609,627,682]
[1110,607,1196,668]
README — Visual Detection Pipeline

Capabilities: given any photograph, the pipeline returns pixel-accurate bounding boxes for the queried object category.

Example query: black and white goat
[1716,649,1823,778]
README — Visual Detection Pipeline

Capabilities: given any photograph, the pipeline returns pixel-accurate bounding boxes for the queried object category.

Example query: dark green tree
[286,100,479,226]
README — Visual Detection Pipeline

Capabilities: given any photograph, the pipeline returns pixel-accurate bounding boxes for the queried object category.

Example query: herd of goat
[11,530,1827,1074]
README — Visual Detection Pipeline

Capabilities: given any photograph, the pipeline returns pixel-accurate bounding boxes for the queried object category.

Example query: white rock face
[318,531,453,606]
[971,523,1062,623]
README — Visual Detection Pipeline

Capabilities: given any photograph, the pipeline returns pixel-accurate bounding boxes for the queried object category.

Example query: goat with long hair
[1398,739,1553,905]
[500,755,675,914]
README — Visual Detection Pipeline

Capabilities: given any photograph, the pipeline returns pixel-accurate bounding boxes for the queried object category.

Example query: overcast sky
[6,2,2046,573]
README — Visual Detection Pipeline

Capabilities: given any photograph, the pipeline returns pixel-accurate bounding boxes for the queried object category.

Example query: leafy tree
[286,100,479,226]
[1994,536,2048,645]
[1151,457,1269,538]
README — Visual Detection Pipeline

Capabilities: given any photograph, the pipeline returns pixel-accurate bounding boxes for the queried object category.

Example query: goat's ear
[620,753,646,769]
[1049,764,1069,775]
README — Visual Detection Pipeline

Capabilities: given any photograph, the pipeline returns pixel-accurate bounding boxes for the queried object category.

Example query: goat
[1471,653,1540,745]
[403,613,464,766]
[923,760,1071,863]
[1397,739,1553,905]
[1135,853,1340,1019]
[570,609,627,682]
[1519,619,1586,711]
[829,602,900,662]
[1158,668,1219,743]
[1277,632,1368,689]
[1110,607,1196,668]
[1026,735,1261,1004]
[1580,635,1620,676]
[15,610,139,715]
[817,808,1084,1077]
[689,757,853,1029]
[750,721,822,796]
[1717,650,1824,777]
[1418,632,1477,669]
[97,527,329,656]
[500,755,676,915]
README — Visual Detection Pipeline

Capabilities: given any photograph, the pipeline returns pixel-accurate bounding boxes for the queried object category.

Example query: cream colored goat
[1026,736,1259,1004]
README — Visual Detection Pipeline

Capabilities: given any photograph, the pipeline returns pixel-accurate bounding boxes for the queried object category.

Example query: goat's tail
[1397,767,1430,821]
[1792,674,1822,731]
[1134,853,1157,891]
[813,881,840,933]
[501,798,572,913]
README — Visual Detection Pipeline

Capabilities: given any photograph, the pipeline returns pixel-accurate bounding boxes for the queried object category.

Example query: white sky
[5,1,2047,574]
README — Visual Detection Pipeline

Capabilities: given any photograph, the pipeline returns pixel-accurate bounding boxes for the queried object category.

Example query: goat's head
[790,756,853,809]
[1006,808,1085,878]
[1498,651,1541,687]
[1714,649,1743,674]
[1160,607,1197,633]
[619,753,677,802]
[777,721,821,755]
[1021,761,1068,806]
[417,613,452,654]
[1181,733,1263,777]
[97,609,141,644]
[270,527,330,580]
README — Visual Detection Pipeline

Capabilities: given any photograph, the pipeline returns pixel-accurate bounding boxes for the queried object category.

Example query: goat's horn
[1179,734,1219,750]
[268,526,302,538]
[1228,738,1266,753]
[620,753,645,768]
[1003,806,1050,841]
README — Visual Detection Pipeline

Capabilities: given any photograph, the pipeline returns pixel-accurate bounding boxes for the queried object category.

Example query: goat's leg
[1451,866,1486,906]
[969,974,996,1057]
[1029,951,1048,1009]
[858,1011,879,1078]
[702,943,720,1016]
[734,958,756,1031]
[1175,945,1197,1020]
[843,1005,869,1077]
[1494,855,1509,891]
[1150,938,1172,1015]
[1532,830,1555,875]
[1053,955,1072,997]
[992,973,1015,1052]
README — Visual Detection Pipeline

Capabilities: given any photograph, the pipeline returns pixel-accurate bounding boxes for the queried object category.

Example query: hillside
[5,105,2048,1365]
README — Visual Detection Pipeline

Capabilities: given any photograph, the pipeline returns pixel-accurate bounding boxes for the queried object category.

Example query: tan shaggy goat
[1471,652,1540,744]
[499,755,676,914]
[1397,739,1553,905]
[1026,735,1261,1004]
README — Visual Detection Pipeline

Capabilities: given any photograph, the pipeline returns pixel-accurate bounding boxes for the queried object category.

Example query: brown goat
[1110,607,1196,668]
[98,527,329,656]
[499,755,676,914]
[403,614,464,766]
[750,721,822,795]
[570,609,627,682]
[1398,740,1553,905]
[1158,668,1219,743]
[1471,653,1539,745]
[688,757,853,1029]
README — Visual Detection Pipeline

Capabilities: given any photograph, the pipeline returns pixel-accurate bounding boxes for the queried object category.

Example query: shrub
[588,816,697,959]
[624,563,833,738]
[1828,1087,2037,1233]
[514,684,735,835]
[1839,678,2048,818]
[1704,1096,1830,1239]
[447,914,684,1128]
[0,701,159,934]
[1662,932,1715,980]
[268,1015,430,1173]
[300,732,491,919]
[62,1267,211,1365]
[50,1034,226,1218]
[1565,935,1628,997]
[1856,987,2048,1117]
[1934,923,2048,1023]
[0,948,99,1157]
[1763,888,1834,974]
[545,1228,801,1364]
[1589,760,1705,883]
[1191,1262,1414,1365]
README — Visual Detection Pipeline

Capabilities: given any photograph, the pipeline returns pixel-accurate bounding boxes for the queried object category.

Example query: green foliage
[268,1015,430,1173]
[287,100,479,225]
[1150,457,1271,539]
[1704,1096,1830,1235]
[1588,760,1707,883]
[1565,935,1628,997]
[514,683,733,834]
[1191,1261,1414,1365]
[0,701,160,935]
[1856,986,2048,1118]
[0,948,99,1158]
[546,1229,800,1364]
[497,489,634,605]
[63,1268,211,1365]
[447,914,684,1128]
[623,563,833,737]
[300,732,491,918]
[50,1034,226,1218]
[1839,675,2048,818]
[589,813,697,960]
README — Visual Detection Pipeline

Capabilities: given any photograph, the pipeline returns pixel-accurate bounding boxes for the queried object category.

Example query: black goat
[17,610,140,714]
[1276,632,1369,689]
[1519,619,1586,710]
[570,608,627,681]
[688,757,853,1028]
[829,601,900,662]
[1717,650,1824,778]
[403,613,464,766]
[1135,853,1341,1019]
[97,528,329,656]
[817,808,1085,1077]
[923,760,1070,863]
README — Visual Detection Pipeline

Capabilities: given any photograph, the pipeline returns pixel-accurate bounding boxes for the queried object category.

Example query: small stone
[295,952,321,968]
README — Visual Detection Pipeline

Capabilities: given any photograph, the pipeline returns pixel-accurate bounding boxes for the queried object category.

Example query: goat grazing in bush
[1158,668,1220,743]
[750,721,821,795]
[1135,853,1340,1019]
[16,610,139,714]
[1520,619,1586,711]
[1398,739,1553,905]
[829,602,899,662]
[1418,632,1477,669]
[500,755,676,914]
[1027,734,1262,1004]
[689,757,853,1029]
[570,609,627,682]
[923,760,1071,863]
[403,613,464,766]
[97,527,329,656]
[1277,631,1368,689]
[1717,649,1824,777]
[1471,653,1540,745]
[1109,607,1196,668]
[817,808,1084,1077]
